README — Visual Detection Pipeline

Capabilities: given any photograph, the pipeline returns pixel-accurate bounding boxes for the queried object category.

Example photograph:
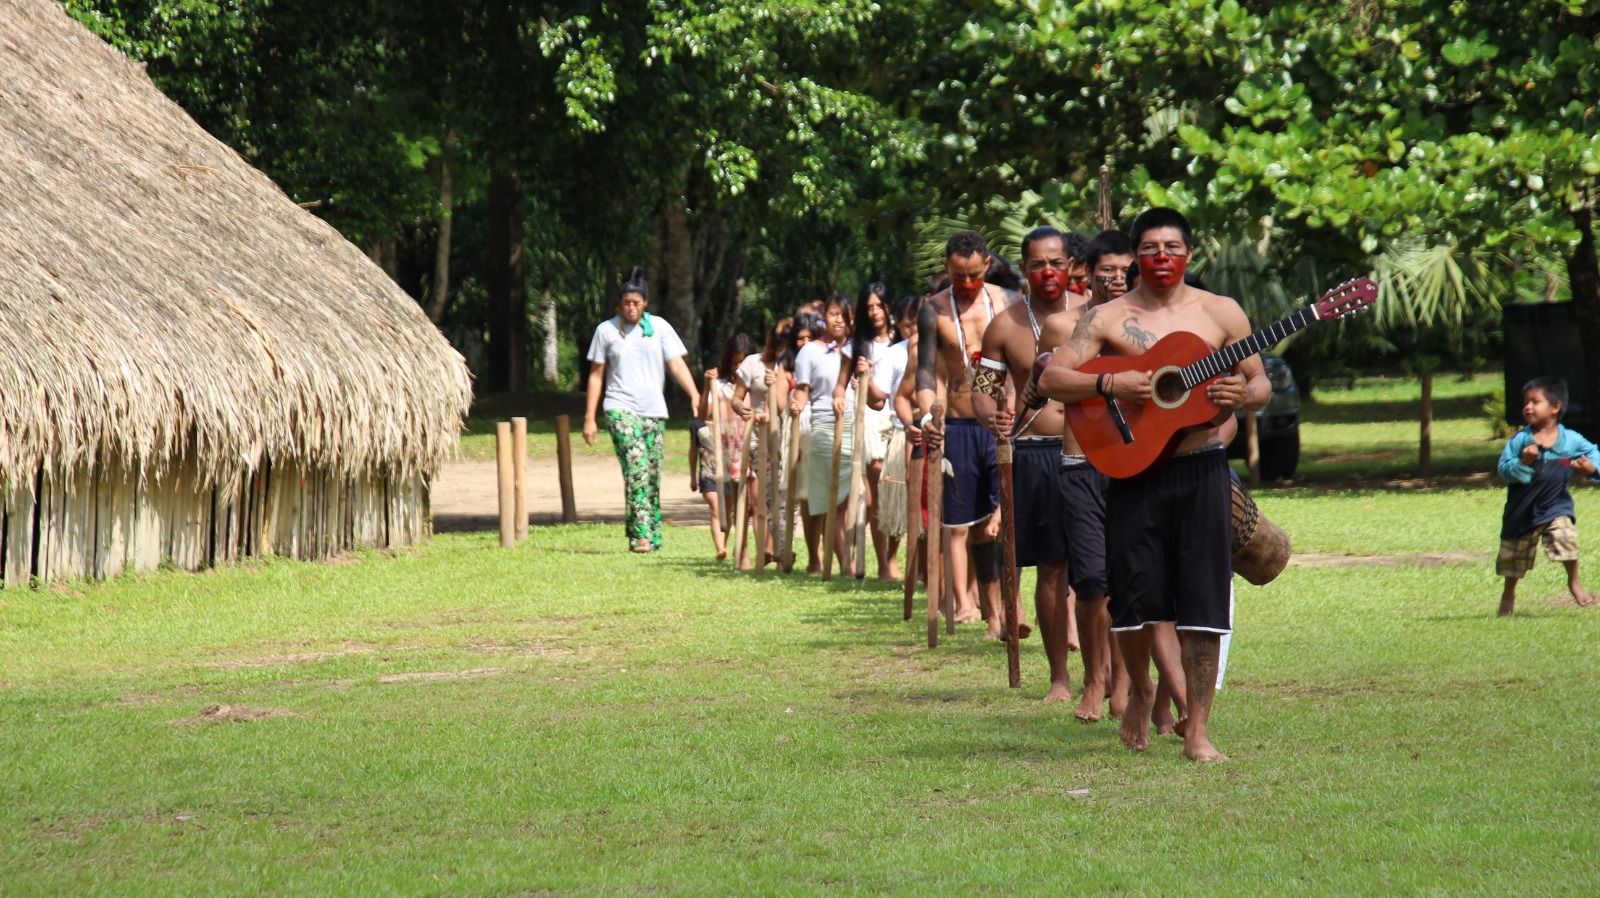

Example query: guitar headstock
[1311,277,1378,321]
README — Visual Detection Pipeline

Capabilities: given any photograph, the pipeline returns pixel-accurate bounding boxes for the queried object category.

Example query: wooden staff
[753,394,771,573]
[732,420,752,567]
[781,404,803,572]
[845,371,869,578]
[707,373,728,534]
[820,404,846,582]
[925,404,945,647]
[995,436,1023,689]
[902,434,921,621]
[760,384,780,572]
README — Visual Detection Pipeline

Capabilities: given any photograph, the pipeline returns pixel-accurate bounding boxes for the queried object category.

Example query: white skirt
[878,428,908,537]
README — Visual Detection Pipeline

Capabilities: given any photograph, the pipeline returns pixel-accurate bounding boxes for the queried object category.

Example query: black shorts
[1012,438,1069,567]
[1106,448,1232,634]
[942,418,998,527]
[1060,457,1109,603]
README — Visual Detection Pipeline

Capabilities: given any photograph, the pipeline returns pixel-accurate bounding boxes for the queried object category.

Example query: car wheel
[1260,430,1299,481]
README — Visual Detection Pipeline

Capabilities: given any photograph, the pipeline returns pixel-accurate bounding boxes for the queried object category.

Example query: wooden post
[707,373,728,534]
[995,439,1022,688]
[781,407,803,572]
[512,417,528,540]
[846,372,869,578]
[820,410,845,582]
[902,436,922,621]
[732,426,752,567]
[495,421,515,548]
[925,404,945,647]
[756,387,778,573]
[554,414,577,524]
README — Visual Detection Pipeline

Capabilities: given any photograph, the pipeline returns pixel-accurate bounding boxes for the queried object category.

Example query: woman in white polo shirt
[582,267,701,553]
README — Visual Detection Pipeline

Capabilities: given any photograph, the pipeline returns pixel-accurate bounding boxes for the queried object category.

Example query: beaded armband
[972,357,1008,398]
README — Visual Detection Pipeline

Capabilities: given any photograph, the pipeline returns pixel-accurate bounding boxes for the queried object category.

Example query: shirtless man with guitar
[1038,208,1269,762]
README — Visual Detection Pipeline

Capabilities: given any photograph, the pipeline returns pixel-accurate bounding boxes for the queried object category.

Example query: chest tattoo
[1122,317,1158,351]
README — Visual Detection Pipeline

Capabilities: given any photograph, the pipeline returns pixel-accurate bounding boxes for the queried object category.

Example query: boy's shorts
[1107,448,1233,634]
[1496,516,1579,578]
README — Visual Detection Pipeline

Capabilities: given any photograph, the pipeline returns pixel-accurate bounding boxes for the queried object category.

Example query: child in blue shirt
[1496,377,1599,615]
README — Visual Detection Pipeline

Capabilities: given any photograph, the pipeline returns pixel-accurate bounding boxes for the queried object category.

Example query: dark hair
[985,254,1023,292]
[1019,226,1063,262]
[1524,376,1569,420]
[1085,230,1134,271]
[853,282,891,359]
[719,334,759,382]
[945,230,989,259]
[1064,232,1091,263]
[620,264,649,300]
[764,317,793,365]
[893,293,924,325]
[783,312,824,371]
[826,291,854,339]
[1129,207,1194,250]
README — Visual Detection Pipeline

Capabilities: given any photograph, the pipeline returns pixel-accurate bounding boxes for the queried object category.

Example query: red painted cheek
[1138,255,1187,290]
[1027,271,1062,297]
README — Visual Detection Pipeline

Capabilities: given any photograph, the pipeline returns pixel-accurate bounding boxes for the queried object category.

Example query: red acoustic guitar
[1065,277,1378,479]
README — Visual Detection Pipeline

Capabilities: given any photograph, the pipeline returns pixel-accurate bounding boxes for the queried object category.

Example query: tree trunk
[486,166,527,393]
[541,286,560,387]
[1567,202,1600,426]
[424,135,455,324]
[1419,370,1434,477]
[366,238,398,280]
[662,192,699,364]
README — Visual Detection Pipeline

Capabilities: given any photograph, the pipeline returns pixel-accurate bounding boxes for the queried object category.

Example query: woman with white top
[831,283,898,580]
[732,318,792,568]
[789,294,854,577]
[868,294,921,576]
[582,267,701,553]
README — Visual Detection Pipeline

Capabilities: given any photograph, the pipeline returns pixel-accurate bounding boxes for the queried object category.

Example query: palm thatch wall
[0,0,472,585]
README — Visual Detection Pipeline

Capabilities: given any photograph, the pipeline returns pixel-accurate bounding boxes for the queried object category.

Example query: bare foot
[954,610,981,624]
[1183,736,1228,762]
[1118,691,1151,751]
[1572,586,1594,607]
[1153,703,1177,736]
[883,564,901,581]
[806,562,821,574]
[716,550,728,561]
[1108,679,1129,719]
[983,624,1004,641]
[1074,681,1105,722]
[1042,682,1073,703]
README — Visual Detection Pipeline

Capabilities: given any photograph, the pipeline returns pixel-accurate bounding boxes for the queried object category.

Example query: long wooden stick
[845,372,869,578]
[707,374,727,535]
[902,435,921,621]
[781,406,803,572]
[820,406,846,582]
[925,404,945,647]
[761,385,780,572]
[995,438,1022,688]
[732,422,752,567]
[754,394,772,573]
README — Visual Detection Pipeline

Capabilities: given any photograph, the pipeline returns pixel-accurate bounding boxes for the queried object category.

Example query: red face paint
[1026,267,1065,302]
[1137,253,1187,291]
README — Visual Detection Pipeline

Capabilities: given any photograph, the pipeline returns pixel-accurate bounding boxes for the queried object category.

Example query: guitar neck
[1180,307,1316,388]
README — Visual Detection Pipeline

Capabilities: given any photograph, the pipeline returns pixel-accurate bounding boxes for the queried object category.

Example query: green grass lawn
[1290,372,1505,483]
[5,483,1600,895]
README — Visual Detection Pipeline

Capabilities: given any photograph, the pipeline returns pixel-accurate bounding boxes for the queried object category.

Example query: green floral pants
[605,409,665,550]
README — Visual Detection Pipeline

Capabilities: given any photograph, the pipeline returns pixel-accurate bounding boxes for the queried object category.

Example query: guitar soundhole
[1154,370,1187,404]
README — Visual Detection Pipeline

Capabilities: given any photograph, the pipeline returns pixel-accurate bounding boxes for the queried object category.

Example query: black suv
[1226,354,1300,481]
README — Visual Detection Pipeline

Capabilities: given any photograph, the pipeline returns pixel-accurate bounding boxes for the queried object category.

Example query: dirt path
[431,454,706,532]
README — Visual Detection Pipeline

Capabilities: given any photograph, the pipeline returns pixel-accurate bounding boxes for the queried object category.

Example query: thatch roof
[0,0,471,488]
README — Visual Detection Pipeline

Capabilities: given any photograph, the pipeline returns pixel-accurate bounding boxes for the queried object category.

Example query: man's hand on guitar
[1205,373,1249,410]
[1109,370,1153,403]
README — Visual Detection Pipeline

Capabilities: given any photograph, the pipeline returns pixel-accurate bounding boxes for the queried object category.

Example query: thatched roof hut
[0,0,472,584]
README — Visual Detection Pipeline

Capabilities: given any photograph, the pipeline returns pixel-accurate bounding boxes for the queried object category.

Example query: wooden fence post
[554,414,578,524]
[512,416,529,540]
[496,421,515,548]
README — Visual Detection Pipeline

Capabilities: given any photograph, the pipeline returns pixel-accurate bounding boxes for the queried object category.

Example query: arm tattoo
[1063,306,1101,359]
[915,302,942,393]
[1122,317,1157,351]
